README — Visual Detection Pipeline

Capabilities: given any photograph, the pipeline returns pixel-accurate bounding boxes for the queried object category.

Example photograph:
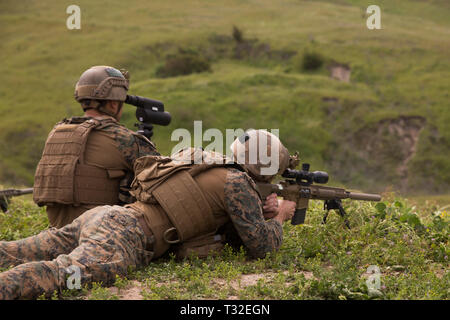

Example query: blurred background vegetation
[0,0,449,196]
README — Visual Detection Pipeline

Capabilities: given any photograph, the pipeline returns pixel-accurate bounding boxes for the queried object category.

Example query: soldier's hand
[275,200,296,223]
[263,193,279,219]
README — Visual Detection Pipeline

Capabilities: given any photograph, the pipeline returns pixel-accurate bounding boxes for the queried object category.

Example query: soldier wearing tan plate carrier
[0,130,297,300]
[33,66,159,228]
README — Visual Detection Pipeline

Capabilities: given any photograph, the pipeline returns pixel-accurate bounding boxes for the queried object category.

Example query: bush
[301,51,324,71]
[155,51,211,78]
[232,25,244,43]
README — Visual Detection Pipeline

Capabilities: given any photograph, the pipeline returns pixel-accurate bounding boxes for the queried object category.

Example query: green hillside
[0,0,449,195]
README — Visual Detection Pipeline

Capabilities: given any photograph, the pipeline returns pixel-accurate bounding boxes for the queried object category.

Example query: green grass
[0,1,449,299]
[0,0,449,195]
[1,193,448,300]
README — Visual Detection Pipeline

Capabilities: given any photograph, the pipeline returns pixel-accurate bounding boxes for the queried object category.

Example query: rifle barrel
[309,185,381,202]
[347,192,381,201]
[0,188,34,197]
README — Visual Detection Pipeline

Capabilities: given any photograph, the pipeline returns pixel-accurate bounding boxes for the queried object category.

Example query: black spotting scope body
[125,95,171,126]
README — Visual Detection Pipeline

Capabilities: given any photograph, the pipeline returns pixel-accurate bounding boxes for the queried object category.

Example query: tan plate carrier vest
[129,148,241,258]
[33,118,125,206]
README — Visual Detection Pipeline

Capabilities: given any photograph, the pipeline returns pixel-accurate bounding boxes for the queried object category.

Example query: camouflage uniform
[33,65,160,228]
[0,205,153,300]
[223,168,283,258]
[35,115,159,228]
[0,167,283,300]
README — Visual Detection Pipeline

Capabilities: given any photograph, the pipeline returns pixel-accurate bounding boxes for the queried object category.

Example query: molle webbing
[152,170,216,242]
[131,149,243,245]
[33,118,121,206]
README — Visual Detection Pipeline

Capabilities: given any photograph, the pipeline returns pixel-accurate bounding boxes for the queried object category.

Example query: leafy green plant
[88,282,119,300]
[114,275,130,293]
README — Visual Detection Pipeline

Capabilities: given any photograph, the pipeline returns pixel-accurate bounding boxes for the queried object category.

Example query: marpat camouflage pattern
[0,205,153,299]
[224,168,283,258]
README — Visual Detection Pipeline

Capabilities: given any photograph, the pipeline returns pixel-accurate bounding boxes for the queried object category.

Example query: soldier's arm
[113,128,160,169]
[223,169,283,259]
[133,134,161,158]
[113,127,160,204]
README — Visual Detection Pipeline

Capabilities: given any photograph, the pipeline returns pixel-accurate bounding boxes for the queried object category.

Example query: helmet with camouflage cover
[74,66,129,111]
[230,129,290,182]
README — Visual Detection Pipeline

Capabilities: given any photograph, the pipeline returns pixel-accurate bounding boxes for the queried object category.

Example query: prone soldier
[0,130,296,299]
[32,66,160,228]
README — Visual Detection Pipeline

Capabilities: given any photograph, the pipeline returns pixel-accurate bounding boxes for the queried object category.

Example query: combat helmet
[74,66,129,112]
[230,129,290,182]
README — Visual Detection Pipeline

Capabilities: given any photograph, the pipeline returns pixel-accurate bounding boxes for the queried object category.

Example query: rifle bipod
[322,199,351,229]
[0,197,8,213]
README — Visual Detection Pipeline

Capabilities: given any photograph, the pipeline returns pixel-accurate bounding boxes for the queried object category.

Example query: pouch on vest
[152,170,217,243]
[131,147,236,203]
[130,155,192,203]
[130,148,242,249]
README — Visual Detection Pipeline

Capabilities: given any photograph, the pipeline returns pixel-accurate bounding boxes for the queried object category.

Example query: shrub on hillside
[232,25,244,43]
[155,50,211,78]
[300,51,324,71]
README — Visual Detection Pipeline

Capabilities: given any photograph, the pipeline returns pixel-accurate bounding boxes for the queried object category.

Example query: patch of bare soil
[85,280,144,300]
[86,271,316,300]
[213,271,315,300]
[113,280,144,300]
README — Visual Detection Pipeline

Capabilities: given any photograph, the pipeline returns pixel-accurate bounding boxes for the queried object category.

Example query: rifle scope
[282,163,329,185]
[125,95,171,126]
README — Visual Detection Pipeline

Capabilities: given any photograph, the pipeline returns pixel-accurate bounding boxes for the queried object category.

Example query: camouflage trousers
[0,205,153,300]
